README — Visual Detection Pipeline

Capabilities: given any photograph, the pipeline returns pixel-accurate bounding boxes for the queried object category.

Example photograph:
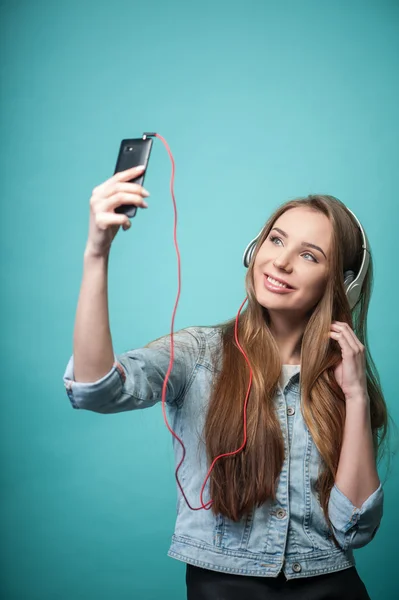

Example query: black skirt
[186,563,371,600]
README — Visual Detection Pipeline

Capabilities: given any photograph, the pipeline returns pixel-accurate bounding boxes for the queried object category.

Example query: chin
[255,290,289,309]
[254,285,308,315]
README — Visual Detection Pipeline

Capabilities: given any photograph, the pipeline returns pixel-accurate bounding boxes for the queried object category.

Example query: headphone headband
[242,206,370,310]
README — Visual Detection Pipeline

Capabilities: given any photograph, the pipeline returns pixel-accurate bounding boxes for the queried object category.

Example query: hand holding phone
[85,164,150,258]
[113,137,153,218]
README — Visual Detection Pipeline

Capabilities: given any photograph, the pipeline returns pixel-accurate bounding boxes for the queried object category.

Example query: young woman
[64,164,389,599]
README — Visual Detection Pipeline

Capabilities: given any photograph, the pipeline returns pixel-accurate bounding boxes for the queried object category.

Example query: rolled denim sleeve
[62,327,201,414]
[328,482,384,550]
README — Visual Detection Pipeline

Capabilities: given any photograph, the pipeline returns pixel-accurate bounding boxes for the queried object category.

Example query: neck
[267,310,306,365]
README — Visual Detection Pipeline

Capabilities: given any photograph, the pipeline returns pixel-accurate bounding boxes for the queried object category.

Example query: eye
[269,235,283,246]
[302,252,318,263]
[269,235,318,263]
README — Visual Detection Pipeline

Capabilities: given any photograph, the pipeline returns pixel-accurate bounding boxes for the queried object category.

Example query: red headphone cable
[149,133,254,511]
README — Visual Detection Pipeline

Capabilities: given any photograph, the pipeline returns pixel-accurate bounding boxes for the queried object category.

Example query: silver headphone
[242,207,370,310]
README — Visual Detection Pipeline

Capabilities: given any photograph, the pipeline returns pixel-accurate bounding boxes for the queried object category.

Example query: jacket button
[276,508,286,519]
[292,562,302,573]
[287,407,295,416]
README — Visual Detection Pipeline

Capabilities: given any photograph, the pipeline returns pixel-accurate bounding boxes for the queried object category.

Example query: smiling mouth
[264,274,294,289]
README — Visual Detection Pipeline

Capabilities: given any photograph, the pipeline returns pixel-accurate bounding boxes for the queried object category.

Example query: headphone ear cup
[243,229,264,268]
[344,270,355,289]
[243,240,258,268]
[247,243,256,266]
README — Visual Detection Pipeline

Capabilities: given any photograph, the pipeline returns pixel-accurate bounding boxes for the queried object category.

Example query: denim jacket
[63,326,384,580]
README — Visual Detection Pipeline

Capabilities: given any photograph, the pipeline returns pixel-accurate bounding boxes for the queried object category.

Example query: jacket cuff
[328,482,384,549]
[63,354,126,409]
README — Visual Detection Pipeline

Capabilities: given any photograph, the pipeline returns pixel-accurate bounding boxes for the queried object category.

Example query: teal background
[1,0,398,598]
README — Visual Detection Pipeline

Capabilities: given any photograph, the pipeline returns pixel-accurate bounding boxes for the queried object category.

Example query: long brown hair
[203,194,392,543]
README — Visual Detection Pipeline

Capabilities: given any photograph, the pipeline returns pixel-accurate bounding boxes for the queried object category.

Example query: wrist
[343,381,367,400]
[84,243,111,261]
[345,389,370,405]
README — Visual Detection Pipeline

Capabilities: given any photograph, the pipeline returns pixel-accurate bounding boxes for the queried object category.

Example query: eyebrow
[271,227,327,259]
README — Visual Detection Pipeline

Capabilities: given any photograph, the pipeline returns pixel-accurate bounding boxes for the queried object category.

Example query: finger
[96,173,149,200]
[107,191,148,211]
[113,164,146,182]
[96,165,147,191]
[109,181,150,197]
[330,327,359,355]
[95,212,131,229]
[122,220,132,231]
[331,323,363,352]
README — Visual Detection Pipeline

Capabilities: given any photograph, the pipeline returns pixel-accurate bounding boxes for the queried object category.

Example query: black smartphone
[114,137,153,218]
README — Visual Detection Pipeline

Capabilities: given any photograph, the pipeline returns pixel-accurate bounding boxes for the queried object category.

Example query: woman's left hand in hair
[329,321,368,402]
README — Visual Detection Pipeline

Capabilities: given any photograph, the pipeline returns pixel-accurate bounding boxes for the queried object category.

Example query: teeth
[267,276,288,288]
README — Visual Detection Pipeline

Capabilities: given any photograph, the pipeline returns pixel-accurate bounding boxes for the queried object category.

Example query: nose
[273,253,293,272]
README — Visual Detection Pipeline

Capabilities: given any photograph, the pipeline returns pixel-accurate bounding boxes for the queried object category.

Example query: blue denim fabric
[63,326,383,580]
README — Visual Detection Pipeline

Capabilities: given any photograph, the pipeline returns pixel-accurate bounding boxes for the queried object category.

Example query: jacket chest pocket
[213,511,254,551]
